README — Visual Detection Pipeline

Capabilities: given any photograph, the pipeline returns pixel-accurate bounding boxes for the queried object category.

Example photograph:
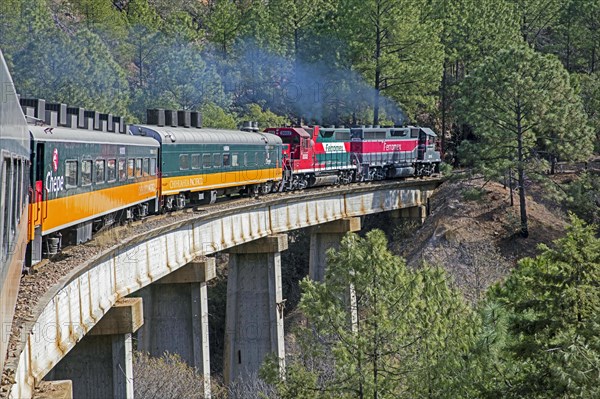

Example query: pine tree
[491,215,600,398]
[457,43,593,237]
[340,0,444,124]
[264,230,477,398]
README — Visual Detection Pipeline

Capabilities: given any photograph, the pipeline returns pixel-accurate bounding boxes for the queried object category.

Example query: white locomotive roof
[29,125,159,147]
[131,125,283,146]
[420,127,437,137]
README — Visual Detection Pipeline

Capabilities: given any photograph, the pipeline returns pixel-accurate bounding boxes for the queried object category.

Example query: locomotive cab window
[202,154,211,168]
[65,160,78,188]
[150,158,157,176]
[191,154,200,170]
[118,159,126,181]
[179,154,189,170]
[135,158,142,177]
[95,159,105,184]
[107,159,116,182]
[81,160,92,186]
[223,153,230,167]
[127,159,135,179]
[410,128,420,138]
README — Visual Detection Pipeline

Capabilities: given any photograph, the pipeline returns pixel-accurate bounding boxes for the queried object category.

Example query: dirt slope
[392,178,567,303]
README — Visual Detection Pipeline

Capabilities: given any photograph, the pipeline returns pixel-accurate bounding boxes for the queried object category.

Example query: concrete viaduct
[3,179,440,399]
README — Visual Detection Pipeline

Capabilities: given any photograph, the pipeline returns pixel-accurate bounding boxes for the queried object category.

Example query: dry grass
[133,351,218,399]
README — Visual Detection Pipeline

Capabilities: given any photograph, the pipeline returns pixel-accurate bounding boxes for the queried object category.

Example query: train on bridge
[21,113,440,266]
[0,48,440,372]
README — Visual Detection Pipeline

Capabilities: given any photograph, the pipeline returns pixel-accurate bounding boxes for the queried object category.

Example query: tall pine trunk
[373,5,382,125]
[516,102,529,238]
[440,61,448,155]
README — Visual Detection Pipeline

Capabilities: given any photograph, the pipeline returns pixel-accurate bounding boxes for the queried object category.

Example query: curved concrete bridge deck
[5,179,440,398]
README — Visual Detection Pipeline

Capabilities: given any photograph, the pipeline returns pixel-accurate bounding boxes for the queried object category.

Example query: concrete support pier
[48,298,143,399]
[135,258,216,398]
[309,217,361,282]
[224,234,288,385]
[390,205,427,224]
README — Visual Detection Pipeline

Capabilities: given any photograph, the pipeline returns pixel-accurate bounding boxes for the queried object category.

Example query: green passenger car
[130,125,283,208]
[29,126,160,261]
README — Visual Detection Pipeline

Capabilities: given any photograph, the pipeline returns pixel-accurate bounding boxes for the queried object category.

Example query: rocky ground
[387,176,567,303]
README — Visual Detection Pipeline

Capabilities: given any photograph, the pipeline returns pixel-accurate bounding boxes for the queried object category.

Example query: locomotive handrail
[42,188,49,221]
[27,187,34,240]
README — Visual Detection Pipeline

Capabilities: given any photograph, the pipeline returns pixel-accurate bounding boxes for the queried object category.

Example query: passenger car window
[107,159,116,182]
[213,153,221,167]
[180,154,189,170]
[81,160,92,186]
[202,154,211,168]
[191,154,200,170]
[15,160,21,223]
[223,153,230,167]
[127,159,135,179]
[232,153,239,167]
[65,160,78,188]
[136,158,142,177]
[143,158,149,176]
[2,158,12,256]
[95,159,105,183]
[0,159,6,257]
[118,159,126,181]
[150,158,157,176]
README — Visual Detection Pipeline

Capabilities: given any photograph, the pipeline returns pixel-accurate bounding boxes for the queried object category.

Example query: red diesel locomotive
[264,125,440,190]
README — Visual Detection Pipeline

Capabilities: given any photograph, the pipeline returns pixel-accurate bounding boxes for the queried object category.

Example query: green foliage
[267,230,477,398]
[458,43,593,236]
[270,0,334,58]
[507,0,566,47]
[432,0,519,67]
[240,104,289,130]
[8,1,130,115]
[341,0,444,122]
[1,0,599,148]
[488,215,600,398]
[563,173,600,225]
[201,103,238,129]
[204,0,248,58]
[438,162,453,177]
[458,44,592,169]
[578,72,600,153]
[462,187,485,202]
